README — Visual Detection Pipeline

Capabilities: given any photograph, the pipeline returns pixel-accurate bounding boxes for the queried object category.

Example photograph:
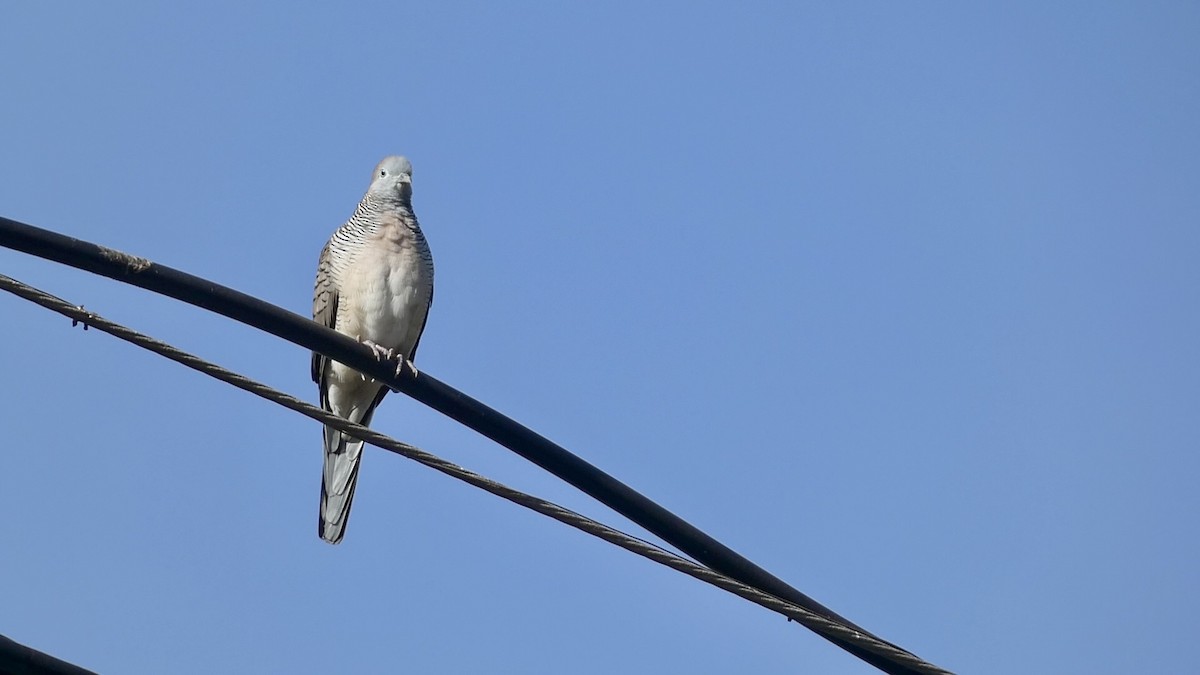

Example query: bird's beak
[399,173,412,184]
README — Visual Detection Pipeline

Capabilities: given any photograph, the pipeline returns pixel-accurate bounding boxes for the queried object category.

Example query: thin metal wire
[1,273,952,675]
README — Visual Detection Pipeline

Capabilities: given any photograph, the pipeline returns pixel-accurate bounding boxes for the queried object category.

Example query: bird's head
[368,155,413,201]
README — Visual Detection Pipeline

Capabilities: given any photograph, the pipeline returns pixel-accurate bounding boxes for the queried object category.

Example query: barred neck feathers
[344,194,408,234]
[359,191,411,216]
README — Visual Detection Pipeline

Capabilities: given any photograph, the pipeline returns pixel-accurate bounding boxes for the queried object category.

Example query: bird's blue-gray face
[369,155,413,200]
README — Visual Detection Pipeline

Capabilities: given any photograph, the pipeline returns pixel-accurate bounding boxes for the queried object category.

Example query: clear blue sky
[2,3,1197,674]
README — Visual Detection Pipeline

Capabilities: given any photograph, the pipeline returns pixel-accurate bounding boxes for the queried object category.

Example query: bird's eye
[379,170,387,177]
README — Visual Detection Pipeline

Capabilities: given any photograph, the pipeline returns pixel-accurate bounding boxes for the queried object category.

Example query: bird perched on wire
[311,155,435,544]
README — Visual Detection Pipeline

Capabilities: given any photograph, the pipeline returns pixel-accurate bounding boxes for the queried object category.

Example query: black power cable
[0,633,98,675]
[0,215,945,675]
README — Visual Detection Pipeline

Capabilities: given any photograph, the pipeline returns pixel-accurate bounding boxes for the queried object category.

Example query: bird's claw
[362,340,395,362]
[397,358,418,378]
[355,339,396,382]
[386,356,418,392]
[357,339,417,389]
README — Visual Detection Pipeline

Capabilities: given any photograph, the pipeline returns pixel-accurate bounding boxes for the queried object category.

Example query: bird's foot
[354,339,397,382]
[396,358,418,379]
[361,340,396,362]
[385,355,418,392]
[386,355,420,391]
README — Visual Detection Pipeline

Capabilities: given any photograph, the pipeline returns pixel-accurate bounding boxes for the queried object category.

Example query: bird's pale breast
[337,217,431,358]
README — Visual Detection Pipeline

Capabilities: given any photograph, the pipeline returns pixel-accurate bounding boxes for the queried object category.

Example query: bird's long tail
[319,391,385,544]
